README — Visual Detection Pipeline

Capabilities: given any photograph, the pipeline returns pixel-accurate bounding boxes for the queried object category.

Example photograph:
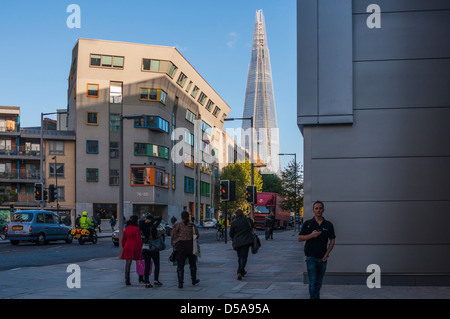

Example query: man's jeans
[306,256,327,299]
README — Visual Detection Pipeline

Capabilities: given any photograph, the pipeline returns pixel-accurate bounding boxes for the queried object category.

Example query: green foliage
[261,173,283,194]
[280,159,304,214]
[218,159,263,216]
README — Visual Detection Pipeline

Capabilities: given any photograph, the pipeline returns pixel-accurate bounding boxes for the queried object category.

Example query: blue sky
[0,0,301,169]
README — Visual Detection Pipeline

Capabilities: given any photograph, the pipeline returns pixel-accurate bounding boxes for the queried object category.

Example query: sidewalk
[1,229,450,299]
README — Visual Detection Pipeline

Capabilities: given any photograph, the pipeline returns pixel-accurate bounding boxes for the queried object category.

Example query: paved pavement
[1,228,450,301]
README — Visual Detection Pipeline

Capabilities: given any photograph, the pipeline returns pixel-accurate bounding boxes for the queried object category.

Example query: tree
[280,159,304,215]
[218,159,263,217]
[261,173,283,194]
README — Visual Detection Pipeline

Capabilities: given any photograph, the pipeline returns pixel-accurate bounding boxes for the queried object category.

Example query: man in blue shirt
[298,201,336,299]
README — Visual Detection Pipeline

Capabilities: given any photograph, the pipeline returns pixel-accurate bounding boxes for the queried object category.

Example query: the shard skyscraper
[242,10,281,175]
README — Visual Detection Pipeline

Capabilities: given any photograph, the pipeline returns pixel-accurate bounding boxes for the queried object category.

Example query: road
[0,227,247,271]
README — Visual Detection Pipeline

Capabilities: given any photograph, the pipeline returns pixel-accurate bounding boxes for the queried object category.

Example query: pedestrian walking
[139,213,164,288]
[110,215,116,231]
[297,201,336,299]
[229,209,254,280]
[171,211,200,288]
[264,213,274,240]
[94,213,102,232]
[120,215,143,285]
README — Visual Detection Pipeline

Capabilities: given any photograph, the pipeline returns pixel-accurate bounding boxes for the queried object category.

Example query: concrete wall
[298,0,450,285]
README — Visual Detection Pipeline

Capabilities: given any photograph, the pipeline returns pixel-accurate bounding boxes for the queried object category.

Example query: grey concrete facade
[297,0,450,285]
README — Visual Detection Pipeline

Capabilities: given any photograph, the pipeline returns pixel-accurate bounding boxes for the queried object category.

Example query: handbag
[193,226,201,257]
[136,259,152,276]
[150,236,166,251]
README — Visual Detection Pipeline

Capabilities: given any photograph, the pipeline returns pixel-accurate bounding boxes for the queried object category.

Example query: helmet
[82,211,88,216]
[145,213,154,220]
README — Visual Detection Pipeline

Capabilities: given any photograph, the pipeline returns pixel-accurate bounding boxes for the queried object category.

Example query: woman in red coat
[121,215,142,285]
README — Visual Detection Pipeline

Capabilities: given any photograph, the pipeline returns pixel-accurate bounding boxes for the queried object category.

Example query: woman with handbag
[171,211,200,288]
[139,213,164,288]
[229,209,254,280]
[120,215,142,285]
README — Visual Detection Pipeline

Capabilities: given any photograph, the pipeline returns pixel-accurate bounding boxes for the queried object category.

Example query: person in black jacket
[229,209,254,280]
[139,213,163,288]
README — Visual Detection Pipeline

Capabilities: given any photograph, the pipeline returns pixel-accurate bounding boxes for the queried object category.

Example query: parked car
[112,229,119,246]
[6,210,73,245]
[202,218,217,228]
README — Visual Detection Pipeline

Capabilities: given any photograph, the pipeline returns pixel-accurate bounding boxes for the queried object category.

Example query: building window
[110,82,123,103]
[87,84,99,97]
[186,81,193,93]
[177,72,188,87]
[201,121,212,135]
[205,100,214,112]
[221,113,227,122]
[200,181,210,196]
[109,169,119,185]
[49,141,64,155]
[139,88,167,105]
[90,54,124,69]
[191,86,199,99]
[56,187,65,201]
[110,114,120,131]
[185,109,196,124]
[90,54,101,66]
[110,142,119,159]
[184,153,195,169]
[86,112,99,125]
[198,92,207,105]
[142,59,177,78]
[212,106,221,117]
[131,167,169,188]
[86,168,99,182]
[86,140,99,154]
[184,177,194,194]
[133,143,169,159]
[49,163,64,178]
[184,130,194,146]
[134,116,169,133]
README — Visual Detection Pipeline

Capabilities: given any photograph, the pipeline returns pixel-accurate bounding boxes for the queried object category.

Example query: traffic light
[220,180,230,201]
[246,185,257,204]
[43,189,48,201]
[48,184,57,202]
[220,180,236,202]
[34,183,43,201]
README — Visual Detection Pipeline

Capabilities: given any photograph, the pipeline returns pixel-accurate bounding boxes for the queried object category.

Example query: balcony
[0,146,40,160]
[0,169,40,183]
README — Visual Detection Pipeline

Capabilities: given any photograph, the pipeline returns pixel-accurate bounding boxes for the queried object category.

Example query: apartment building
[67,38,231,222]
[0,106,76,219]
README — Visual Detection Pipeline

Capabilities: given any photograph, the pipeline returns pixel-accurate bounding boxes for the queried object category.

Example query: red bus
[253,193,290,229]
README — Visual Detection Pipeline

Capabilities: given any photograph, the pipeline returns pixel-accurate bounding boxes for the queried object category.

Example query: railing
[0,146,40,157]
[0,169,40,180]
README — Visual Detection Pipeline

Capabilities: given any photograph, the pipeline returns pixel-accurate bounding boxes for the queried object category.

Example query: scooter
[71,222,99,245]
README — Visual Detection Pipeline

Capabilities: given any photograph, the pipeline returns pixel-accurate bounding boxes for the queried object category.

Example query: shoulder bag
[193,225,201,257]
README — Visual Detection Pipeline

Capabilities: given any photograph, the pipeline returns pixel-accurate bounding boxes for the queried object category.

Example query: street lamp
[119,114,145,256]
[279,153,298,232]
[40,111,67,210]
[224,117,255,220]
[52,156,59,214]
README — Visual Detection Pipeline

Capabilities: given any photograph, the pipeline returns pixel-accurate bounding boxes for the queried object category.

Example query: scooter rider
[80,211,95,239]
